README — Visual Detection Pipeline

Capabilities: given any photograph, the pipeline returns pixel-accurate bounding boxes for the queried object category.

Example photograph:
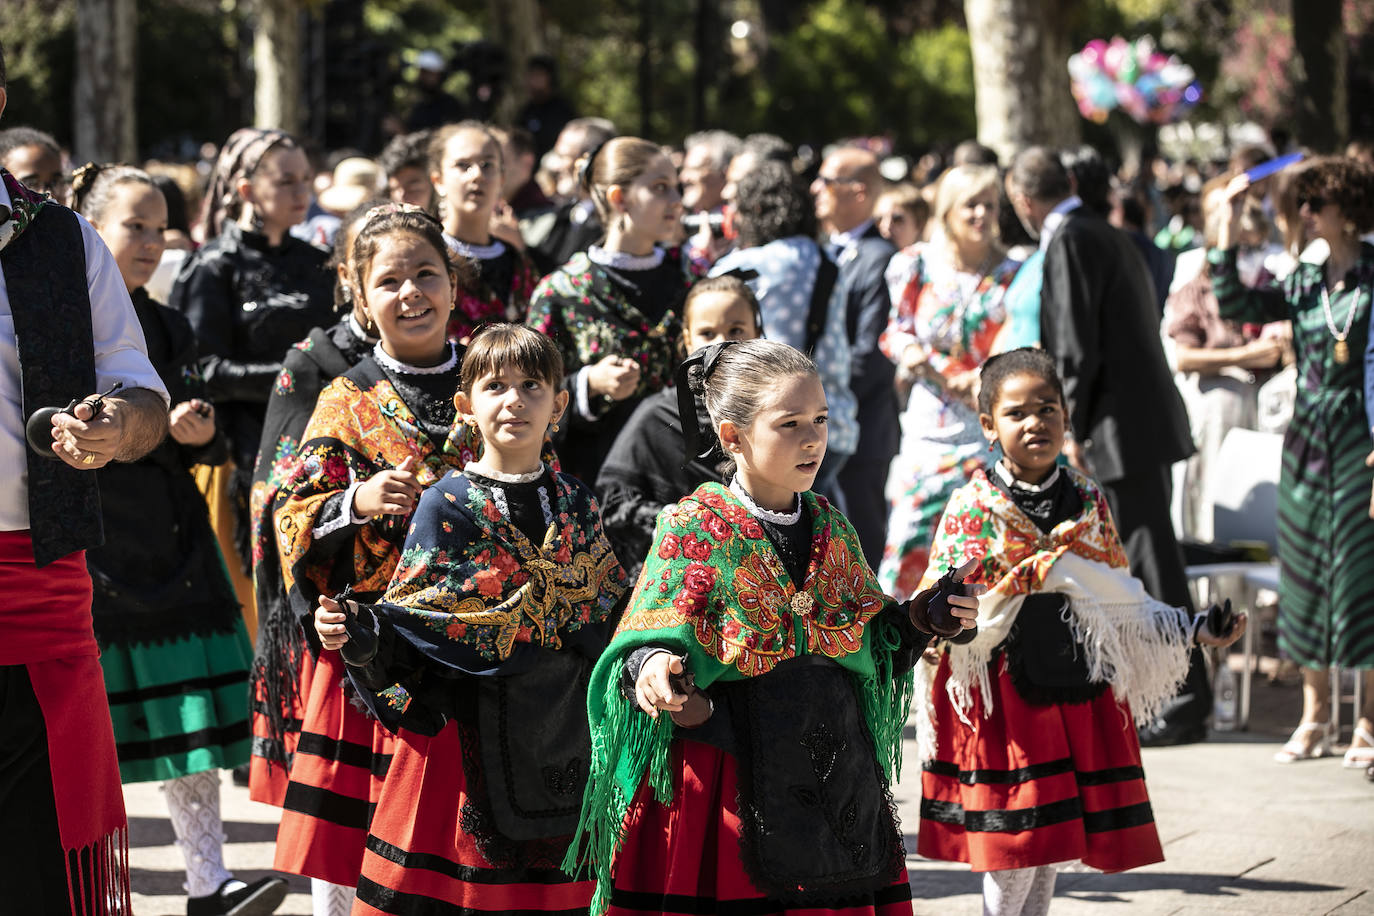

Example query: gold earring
[551,420,560,433]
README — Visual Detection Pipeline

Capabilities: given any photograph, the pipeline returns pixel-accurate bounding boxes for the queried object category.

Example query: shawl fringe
[921,552,1192,760]
[65,827,132,916]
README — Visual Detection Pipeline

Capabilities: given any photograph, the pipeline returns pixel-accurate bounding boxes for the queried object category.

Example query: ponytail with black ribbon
[674,340,738,469]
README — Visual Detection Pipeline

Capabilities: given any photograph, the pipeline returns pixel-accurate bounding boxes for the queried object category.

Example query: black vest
[2,205,102,567]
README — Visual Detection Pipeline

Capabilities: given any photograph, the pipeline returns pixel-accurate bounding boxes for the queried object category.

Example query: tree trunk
[253,0,303,134]
[1292,0,1347,152]
[963,0,1079,164]
[73,0,137,163]
[486,0,545,125]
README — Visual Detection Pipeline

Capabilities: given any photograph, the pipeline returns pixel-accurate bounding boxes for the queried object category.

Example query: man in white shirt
[0,44,169,914]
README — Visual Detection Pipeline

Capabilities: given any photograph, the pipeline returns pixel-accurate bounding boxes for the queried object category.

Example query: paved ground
[125,658,1373,915]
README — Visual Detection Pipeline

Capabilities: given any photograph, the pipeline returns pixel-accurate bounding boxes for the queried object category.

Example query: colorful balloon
[1066,35,1203,125]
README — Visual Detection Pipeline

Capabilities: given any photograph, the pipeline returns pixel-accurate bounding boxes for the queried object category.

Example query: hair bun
[577,138,611,191]
[70,162,105,196]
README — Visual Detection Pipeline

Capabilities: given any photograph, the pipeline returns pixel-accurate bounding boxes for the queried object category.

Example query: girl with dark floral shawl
[527,135,703,484]
[430,122,538,343]
[915,349,1245,916]
[247,201,381,809]
[273,205,478,916]
[569,340,982,916]
[314,325,629,914]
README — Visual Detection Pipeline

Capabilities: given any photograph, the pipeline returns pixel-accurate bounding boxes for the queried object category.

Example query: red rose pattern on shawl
[618,482,894,677]
[446,253,538,343]
[917,467,1130,599]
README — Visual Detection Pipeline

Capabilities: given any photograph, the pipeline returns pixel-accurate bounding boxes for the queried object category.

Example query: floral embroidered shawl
[570,482,920,911]
[448,249,538,343]
[275,359,479,620]
[918,466,1129,598]
[526,248,700,413]
[359,469,627,725]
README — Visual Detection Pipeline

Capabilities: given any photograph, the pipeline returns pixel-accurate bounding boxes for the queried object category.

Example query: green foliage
[137,0,241,156]
[362,0,484,115]
[750,0,976,151]
[0,0,76,145]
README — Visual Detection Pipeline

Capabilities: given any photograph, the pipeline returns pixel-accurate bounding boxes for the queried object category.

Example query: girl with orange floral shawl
[273,205,477,915]
[915,348,1246,916]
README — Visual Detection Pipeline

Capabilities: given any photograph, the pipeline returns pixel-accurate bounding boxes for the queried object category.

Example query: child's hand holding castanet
[315,595,353,651]
[1194,599,1248,649]
[909,556,986,638]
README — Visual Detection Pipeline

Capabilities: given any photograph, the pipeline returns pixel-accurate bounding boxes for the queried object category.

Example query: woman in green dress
[1211,155,1374,768]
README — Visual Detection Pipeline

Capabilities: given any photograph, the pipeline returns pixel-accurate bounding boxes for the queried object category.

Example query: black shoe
[231,763,251,787]
[187,877,289,916]
[1137,718,1208,748]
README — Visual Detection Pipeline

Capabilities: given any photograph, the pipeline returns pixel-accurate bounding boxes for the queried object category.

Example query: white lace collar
[729,477,803,525]
[588,244,665,272]
[444,233,506,261]
[993,459,1061,493]
[372,341,459,375]
[465,463,545,484]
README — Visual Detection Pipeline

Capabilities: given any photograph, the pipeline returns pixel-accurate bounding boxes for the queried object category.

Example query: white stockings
[311,878,356,916]
[164,769,237,898]
[982,865,1058,916]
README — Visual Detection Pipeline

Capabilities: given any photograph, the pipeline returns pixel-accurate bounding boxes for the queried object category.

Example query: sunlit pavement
[124,661,1372,915]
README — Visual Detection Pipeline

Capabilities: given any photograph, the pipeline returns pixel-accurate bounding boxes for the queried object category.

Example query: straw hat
[318,157,381,216]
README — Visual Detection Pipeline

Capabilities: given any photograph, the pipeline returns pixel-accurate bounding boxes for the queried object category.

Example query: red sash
[0,530,130,914]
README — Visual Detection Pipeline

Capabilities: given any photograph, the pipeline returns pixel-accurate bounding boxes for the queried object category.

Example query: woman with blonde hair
[878,164,1023,599]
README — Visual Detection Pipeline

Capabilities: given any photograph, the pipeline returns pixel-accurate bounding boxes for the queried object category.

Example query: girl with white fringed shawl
[912,347,1246,916]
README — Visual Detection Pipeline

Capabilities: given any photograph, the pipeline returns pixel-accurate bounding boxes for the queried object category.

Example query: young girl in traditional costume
[915,348,1246,916]
[527,136,702,484]
[274,204,479,916]
[431,121,537,342]
[312,323,630,914]
[572,338,983,915]
[248,200,382,809]
[75,163,288,916]
[597,274,763,578]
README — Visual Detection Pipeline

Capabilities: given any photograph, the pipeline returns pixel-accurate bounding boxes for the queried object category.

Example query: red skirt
[917,656,1164,873]
[608,739,914,916]
[248,649,315,807]
[353,719,593,914]
[274,650,394,886]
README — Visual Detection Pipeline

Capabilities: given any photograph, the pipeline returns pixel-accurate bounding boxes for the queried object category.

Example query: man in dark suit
[1008,146,1208,746]
[813,147,898,566]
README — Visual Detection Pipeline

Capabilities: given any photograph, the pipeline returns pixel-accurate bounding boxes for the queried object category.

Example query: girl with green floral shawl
[568,340,982,915]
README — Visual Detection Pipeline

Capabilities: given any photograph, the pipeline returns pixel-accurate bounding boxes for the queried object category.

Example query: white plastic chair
[1184,427,1282,731]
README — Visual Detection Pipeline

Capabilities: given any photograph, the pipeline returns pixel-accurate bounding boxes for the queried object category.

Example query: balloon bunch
[1068,36,1203,125]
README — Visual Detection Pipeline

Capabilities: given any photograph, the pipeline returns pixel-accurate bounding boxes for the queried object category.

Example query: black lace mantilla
[726,656,906,903]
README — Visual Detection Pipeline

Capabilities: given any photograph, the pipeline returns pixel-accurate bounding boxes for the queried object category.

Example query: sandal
[1342,725,1374,769]
[1273,721,1332,763]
